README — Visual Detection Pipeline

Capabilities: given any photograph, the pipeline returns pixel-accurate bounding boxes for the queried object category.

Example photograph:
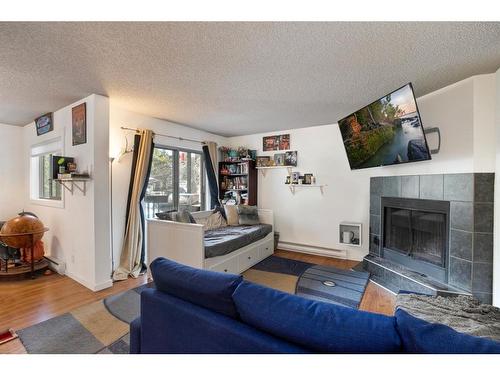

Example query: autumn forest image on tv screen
[338,83,431,169]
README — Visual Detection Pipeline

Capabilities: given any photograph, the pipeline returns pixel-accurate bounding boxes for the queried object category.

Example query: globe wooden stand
[0,228,49,279]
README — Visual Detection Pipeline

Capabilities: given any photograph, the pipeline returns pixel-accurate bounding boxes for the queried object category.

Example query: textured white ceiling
[1,22,499,136]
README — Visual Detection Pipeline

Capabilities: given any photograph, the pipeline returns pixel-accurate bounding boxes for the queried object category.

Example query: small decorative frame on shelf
[339,222,362,247]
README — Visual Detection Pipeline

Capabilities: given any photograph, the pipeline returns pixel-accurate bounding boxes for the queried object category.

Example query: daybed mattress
[204,224,273,258]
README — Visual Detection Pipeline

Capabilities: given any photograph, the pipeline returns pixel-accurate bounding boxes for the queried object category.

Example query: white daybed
[146,209,274,275]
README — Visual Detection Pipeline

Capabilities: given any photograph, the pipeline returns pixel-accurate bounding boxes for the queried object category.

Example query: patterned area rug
[243,255,369,309]
[17,283,152,354]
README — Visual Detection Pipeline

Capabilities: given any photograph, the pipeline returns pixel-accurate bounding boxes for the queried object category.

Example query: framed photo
[263,135,280,151]
[303,173,313,184]
[35,113,53,136]
[279,134,290,150]
[256,156,271,167]
[285,151,298,166]
[274,153,285,166]
[72,103,87,146]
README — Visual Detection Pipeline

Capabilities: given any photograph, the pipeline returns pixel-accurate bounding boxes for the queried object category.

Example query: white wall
[22,94,111,291]
[0,123,24,219]
[229,74,496,261]
[109,105,227,269]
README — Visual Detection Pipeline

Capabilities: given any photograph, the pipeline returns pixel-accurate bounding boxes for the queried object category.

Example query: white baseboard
[278,241,348,259]
[65,271,113,292]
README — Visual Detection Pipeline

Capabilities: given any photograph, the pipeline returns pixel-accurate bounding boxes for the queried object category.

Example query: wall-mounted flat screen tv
[338,83,431,170]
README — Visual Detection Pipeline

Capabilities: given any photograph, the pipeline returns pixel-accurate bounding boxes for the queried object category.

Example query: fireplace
[381,197,450,283]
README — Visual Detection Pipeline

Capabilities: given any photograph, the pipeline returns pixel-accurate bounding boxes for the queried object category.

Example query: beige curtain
[113,129,154,280]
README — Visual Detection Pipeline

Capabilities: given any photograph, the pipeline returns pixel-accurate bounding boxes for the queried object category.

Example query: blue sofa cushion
[232,281,402,353]
[139,289,309,353]
[395,309,500,353]
[150,257,242,318]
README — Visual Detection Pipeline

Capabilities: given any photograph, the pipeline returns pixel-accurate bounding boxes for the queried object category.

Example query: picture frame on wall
[263,135,280,151]
[279,134,290,150]
[35,113,53,136]
[256,156,271,167]
[72,102,87,146]
[274,153,285,166]
[285,151,298,166]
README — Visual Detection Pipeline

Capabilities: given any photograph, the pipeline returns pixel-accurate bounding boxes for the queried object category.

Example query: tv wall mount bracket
[424,127,441,155]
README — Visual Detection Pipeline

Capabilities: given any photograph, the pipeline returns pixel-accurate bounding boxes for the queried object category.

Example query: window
[144,146,205,218]
[38,153,61,200]
[30,138,63,204]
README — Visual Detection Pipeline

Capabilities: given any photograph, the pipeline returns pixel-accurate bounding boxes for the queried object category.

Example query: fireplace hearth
[381,197,449,283]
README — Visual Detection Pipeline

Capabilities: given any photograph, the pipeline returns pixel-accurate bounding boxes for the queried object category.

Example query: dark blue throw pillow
[232,281,402,353]
[150,257,243,319]
[395,309,500,354]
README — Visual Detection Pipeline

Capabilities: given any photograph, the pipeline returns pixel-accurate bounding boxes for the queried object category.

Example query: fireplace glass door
[384,207,446,268]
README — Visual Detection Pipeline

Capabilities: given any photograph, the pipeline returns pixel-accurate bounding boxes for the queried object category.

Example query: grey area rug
[252,255,370,309]
[18,283,152,354]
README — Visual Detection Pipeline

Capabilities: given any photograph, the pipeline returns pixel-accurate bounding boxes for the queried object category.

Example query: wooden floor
[0,250,395,354]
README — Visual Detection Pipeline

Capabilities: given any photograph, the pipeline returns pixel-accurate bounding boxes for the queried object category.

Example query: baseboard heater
[278,241,347,259]
[44,256,66,275]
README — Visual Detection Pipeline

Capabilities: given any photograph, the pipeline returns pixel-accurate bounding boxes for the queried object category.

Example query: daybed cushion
[232,281,402,353]
[395,309,500,354]
[150,257,242,318]
[204,224,273,258]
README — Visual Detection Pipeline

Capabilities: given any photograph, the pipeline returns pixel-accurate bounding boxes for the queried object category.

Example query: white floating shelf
[287,184,327,195]
[256,166,293,176]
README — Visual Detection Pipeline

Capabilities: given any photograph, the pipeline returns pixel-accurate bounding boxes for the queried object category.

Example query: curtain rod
[120,126,205,145]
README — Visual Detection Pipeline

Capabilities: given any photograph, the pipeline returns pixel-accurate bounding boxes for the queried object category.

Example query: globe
[0,212,45,249]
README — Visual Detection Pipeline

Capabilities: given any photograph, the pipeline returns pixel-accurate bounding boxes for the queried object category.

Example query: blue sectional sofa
[130,258,500,354]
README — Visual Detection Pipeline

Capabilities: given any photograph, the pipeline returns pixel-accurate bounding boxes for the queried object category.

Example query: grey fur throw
[396,293,500,342]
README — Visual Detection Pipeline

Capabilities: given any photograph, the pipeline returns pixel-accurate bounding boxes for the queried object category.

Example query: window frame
[30,137,65,208]
[145,144,206,216]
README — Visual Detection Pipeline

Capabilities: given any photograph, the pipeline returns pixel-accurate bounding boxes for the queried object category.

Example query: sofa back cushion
[150,257,242,319]
[232,281,402,353]
[395,309,500,353]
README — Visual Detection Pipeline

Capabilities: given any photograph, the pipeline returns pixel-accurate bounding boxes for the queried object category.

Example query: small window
[38,153,61,200]
[30,138,63,204]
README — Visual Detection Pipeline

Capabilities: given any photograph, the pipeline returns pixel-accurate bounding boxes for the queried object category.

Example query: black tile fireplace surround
[365,173,494,304]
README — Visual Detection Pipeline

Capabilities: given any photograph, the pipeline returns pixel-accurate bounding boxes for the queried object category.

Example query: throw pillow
[175,210,196,224]
[156,210,176,220]
[224,204,240,226]
[155,210,196,224]
[237,205,260,225]
[203,211,228,231]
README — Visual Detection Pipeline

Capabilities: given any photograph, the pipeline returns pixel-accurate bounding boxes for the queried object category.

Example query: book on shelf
[57,172,90,180]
